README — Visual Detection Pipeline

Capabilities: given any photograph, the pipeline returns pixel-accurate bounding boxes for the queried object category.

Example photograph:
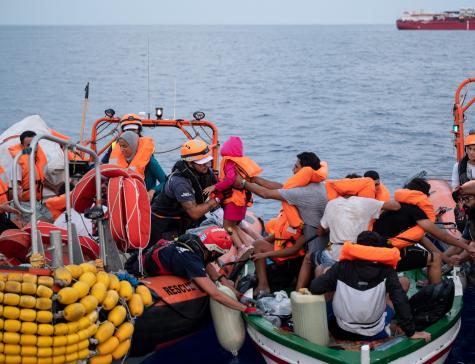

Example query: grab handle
[27,134,105,263]
[11,151,33,215]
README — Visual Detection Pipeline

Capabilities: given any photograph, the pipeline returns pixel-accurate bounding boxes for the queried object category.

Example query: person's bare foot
[237,245,254,260]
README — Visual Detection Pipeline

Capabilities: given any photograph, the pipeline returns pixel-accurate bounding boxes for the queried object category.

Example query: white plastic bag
[257,290,292,316]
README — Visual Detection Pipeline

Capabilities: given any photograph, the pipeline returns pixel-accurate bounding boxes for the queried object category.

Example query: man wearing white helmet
[452,132,475,189]
[149,139,220,246]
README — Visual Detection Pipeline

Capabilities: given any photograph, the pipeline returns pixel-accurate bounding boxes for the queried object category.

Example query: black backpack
[408,279,455,331]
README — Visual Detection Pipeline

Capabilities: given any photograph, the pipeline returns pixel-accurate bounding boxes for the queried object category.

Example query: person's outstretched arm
[419,219,475,255]
[382,200,401,211]
[194,276,247,312]
[250,176,283,190]
[244,181,284,201]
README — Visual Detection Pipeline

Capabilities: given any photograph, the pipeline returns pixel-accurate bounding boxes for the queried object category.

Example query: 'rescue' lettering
[163,282,197,296]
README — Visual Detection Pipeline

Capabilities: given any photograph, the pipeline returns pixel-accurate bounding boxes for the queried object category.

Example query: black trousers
[0,214,17,235]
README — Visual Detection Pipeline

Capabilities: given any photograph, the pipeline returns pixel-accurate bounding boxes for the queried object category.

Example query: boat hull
[248,318,461,364]
[131,275,210,356]
[396,19,475,30]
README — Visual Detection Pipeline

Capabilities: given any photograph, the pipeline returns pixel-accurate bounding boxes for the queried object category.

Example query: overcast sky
[1,0,474,25]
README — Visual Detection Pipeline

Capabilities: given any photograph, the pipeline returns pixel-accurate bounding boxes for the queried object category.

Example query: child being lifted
[204,136,262,254]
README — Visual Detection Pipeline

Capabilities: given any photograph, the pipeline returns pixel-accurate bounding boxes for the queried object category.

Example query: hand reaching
[410,331,431,342]
[0,203,20,215]
[251,252,269,261]
[244,307,263,316]
[448,254,463,266]
[203,185,216,196]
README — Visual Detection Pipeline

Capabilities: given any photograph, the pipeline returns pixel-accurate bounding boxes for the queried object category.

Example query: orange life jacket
[266,214,305,264]
[264,163,329,263]
[8,144,47,202]
[266,212,305,264]
[219,156,262,207]
[339,242,400,269]
[388,189,436,249]
[375,182,390,202]
[0,166,9,206]
[282,162,328,228]
[109,137,154,178]
[326,177,376,200]
[45,194,66,220]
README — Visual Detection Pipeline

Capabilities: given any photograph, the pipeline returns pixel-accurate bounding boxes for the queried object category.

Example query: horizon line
[0,23,395,27]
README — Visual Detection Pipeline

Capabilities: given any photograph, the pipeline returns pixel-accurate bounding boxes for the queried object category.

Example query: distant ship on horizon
[396,8,475,30]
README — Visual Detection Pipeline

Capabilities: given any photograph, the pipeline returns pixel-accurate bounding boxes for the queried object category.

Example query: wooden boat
[244,79,475,364]
[245,180,463,364]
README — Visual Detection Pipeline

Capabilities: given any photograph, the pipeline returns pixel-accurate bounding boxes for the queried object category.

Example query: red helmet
[199,227,232,255]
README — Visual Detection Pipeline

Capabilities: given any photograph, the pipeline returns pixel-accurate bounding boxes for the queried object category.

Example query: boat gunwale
[245,282,462,363]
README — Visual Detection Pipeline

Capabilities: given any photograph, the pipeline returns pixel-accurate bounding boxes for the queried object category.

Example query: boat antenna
[147,36,151,119]
[173,78,177,120]
[79,82,89,145]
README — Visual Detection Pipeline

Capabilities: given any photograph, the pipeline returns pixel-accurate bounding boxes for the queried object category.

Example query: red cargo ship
[396,8,475,30]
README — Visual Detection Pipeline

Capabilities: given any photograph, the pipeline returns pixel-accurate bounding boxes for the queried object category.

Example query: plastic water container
[290,291,329,346]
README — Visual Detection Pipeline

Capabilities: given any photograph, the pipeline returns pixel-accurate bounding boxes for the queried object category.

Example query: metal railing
[11,134,106,265]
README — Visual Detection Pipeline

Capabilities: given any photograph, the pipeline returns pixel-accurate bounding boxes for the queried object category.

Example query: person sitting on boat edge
[203,136,262,254]
[0,164,20,233]
[310,175,400,276]
[451,131,475,233]
[148,139,220,246]
[372,178,475,284]
[440,183,475,265]
[364,170,391,201]
[309,231,431,343]
[7,130,60,223]
[242,152,328,296]
[125,227,260,314]
[452,131,475,189]
[111,131,166,200]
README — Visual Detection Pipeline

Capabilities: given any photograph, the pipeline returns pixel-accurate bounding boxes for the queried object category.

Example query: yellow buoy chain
[0,264,153,364]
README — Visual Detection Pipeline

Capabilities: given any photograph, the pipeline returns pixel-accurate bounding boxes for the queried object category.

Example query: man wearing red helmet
[126,227,257,313]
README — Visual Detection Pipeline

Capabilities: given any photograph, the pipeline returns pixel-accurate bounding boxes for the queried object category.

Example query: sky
[1,0,475,25]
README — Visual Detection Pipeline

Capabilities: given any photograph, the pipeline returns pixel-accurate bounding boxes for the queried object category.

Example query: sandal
[228,248,254,281]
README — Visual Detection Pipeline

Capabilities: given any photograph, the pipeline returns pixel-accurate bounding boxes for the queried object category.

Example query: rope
[199,125,213,144]
[153,145,182,155]
[95,258,105,271]
[29,253,45,268]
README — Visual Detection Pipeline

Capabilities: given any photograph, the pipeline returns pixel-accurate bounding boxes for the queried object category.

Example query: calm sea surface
[1,25,475,363]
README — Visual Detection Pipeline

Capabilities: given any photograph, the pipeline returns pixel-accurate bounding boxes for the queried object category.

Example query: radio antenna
[147,36,151,119]
[173,78,177,120]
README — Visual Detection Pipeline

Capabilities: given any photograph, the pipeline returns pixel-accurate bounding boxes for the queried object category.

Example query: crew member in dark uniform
[149,139,220,246]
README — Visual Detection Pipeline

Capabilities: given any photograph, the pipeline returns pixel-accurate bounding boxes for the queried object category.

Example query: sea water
[1,25,474,363]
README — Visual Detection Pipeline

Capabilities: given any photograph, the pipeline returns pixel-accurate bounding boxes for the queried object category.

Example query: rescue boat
[0,130,153,364]
[0,111,265,360]
[244,79,475,364]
